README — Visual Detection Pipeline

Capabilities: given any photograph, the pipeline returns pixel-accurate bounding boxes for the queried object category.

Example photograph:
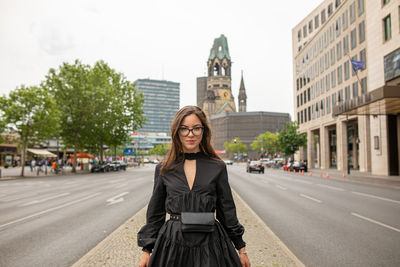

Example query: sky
[0,0,321,118]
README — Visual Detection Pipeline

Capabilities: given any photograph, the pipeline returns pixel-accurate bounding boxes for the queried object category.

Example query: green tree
[149,143,170,157]
[224,137,247,159]
[278,121,307,157]
[0,85,59,176]
[250,131,279,156]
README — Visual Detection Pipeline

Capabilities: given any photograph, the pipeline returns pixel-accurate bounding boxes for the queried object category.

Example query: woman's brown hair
[161,105,221,174]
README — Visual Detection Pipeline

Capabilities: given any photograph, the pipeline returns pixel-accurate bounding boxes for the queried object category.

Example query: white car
[224,160,233,165]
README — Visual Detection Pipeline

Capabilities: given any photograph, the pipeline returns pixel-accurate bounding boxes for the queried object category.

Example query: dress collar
[183,151,203,160]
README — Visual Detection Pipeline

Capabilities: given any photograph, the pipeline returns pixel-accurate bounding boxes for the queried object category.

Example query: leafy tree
[43,60,145,172]
[149,144,170,157]
[278,121,307,157]
[0,85,59,176]
[250,131,279,156]
[224,137,247,159]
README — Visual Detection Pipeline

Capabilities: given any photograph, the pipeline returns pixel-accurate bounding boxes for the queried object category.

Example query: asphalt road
[0,167,155,267]
[228,165,400,267]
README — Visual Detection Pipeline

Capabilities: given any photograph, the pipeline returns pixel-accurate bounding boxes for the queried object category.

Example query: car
[246,160,264,173]
[91,161,111,173]
[151,159,160,164]
[290,161,308,172]
[109,161,127,171]
[224,160,233,165]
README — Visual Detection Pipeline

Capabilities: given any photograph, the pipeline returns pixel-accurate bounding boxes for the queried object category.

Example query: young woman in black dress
[138,105,251,267]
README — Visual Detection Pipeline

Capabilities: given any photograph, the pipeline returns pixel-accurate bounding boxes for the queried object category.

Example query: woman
[138,106,251,267]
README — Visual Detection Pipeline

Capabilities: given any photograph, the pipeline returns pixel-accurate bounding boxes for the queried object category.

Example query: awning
[332,85,400,116]
[27,149,57,157]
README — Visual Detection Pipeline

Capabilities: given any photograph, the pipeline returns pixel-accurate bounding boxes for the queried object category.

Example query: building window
[301,110,304,123]
[326,74,331,91]
[351,55,358,76]
[361,77,367,93]
[301,93,303,105]
[315,15,320,29]
[297,112,300,123]
[338,89,343,103]
[321,100,325,116]
[383,15,391,41]
[337,65,343,84]
[331,47,336,65]
[352,82,359,98]
[328,3,333,17]
[351,28,357,50]
[297,95,299,107]
[325,52,330,69]
[327,96,331,114]
[304,108,307,122]
[332,92,337,106]
[320,57,324,73]
[345,85,351,100]
[360,49,366,70]
[308,87,311,101]
[331,70,337,88]
[309,20,313,34]
[321,9,326,24]
[321,77,325,94]
[344,61,350,80]
[350,2,356,24]
[343,35,349,55]
[298,30,302,42]
[324,31,329,48]
[358,0,364,16]
[330,24,335,43]
[303,25,308,38]
[336,18,341,37]
[317,102,320,118]
[336,0,341,8]
[312,104,315,119]
[359,21,365,43]
[343,10,349,30]
[308,106,311,121]
[337,41,342,60]
[382,0,390,6]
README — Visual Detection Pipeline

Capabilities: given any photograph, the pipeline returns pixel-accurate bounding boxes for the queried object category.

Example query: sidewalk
[72,191,304,267]
[0,166,90,179]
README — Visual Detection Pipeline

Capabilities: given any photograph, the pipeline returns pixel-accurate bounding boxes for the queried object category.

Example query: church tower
[202,34,236,118]
[238,71,247,112]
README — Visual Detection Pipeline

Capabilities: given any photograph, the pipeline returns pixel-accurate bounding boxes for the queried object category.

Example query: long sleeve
[215,164,246,250]
[137,164,166,253]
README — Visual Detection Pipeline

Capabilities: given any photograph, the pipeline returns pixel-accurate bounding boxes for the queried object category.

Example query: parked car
[290,161,308,172]
[91,161,111,173]
[109,161,127,171]
[224,159,233,165]
[246,160,264,173]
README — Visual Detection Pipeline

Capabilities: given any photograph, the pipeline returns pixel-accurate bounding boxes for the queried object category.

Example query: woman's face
[178,114,203,153]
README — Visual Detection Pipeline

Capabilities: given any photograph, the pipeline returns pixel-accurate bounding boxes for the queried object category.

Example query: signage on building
[384,48,400,82]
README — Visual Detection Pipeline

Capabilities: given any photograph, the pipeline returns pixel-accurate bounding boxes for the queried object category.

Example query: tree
[0,85,59,176]
[250,131,279,156]
[149,144,170,157]
[43,60,145,172]
[224,137,247,159]
[278,121,307,157]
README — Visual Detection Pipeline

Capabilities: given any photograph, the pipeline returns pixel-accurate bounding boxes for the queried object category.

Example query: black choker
[183,152,202,160]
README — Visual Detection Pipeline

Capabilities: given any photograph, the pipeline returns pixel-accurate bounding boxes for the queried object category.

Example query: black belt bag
[181,212,215,233]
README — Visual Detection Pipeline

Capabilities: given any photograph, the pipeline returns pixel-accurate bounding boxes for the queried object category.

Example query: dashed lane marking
[317,184,345,191]
[351,191,400,205]
[351,212,400,233]
[300,194,322,203]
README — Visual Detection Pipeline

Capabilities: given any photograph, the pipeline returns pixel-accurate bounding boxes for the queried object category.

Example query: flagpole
[347,54,364,95]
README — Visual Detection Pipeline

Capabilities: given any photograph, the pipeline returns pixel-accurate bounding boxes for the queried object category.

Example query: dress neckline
[183,152,203,160]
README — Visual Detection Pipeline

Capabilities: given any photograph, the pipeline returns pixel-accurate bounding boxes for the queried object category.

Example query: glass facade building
[135,79,180,134]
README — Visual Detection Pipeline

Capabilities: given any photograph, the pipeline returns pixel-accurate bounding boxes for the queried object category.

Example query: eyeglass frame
[178,126,204,137]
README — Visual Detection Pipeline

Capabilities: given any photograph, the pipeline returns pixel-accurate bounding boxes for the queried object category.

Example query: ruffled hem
[148,221,241,267]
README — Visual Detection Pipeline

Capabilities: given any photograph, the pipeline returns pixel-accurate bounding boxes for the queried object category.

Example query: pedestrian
[30,159,36,172]
[138,106,250,267]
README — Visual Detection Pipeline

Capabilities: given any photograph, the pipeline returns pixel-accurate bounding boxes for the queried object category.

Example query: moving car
[246,160,264,173]
[91,161,111,173]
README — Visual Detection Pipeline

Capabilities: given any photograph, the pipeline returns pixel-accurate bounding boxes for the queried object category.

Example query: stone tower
[238,71,247,112]
[202,34,236,118]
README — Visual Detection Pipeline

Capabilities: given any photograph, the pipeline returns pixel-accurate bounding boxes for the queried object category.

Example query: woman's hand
[139,251,150,267]
[238,247,251,267]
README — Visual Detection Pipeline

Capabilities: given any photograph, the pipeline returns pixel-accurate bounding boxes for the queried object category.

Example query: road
[1,164,399,267]
[228,164,400,267]
[0,167,155,267]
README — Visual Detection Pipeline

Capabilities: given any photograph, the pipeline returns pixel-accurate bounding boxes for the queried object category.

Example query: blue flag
[350,59,365,72]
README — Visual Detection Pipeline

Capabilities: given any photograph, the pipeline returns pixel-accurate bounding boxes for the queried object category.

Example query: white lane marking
[300,194,322,203]
[317,184,345,191]
[0,193,101,230]
[19,193,70,207]
[351,212,400,233]
[351,191,400,205]
[276,184,287,190]
[106,192,129,206]
[115,183,128,189]
[108,179,126,184]
[293,179,313,185]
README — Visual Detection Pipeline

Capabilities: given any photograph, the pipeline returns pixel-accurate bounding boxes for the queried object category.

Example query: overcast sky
[0,0,320,118]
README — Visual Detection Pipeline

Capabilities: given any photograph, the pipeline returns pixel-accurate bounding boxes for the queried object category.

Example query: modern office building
[292,0,400,175]
[135,79,180,134]
[210,112,291,159]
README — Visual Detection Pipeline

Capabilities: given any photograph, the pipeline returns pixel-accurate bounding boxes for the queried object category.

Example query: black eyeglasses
[178,126,204,137]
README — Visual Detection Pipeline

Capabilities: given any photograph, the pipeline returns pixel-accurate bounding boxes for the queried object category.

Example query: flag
[350,59,365,72]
